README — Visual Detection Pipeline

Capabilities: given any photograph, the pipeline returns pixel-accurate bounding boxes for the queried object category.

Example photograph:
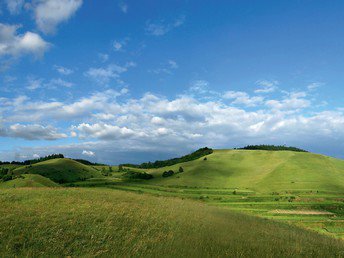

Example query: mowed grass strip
[0,188,343,257]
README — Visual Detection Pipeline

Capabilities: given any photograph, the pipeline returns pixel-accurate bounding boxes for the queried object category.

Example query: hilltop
[135,149,344,193]
[13,158,103,184]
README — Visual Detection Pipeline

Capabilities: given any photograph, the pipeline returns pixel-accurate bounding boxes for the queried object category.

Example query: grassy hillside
[0,174,59,188]
[14,158,102,183]
[0,188,343,257]
[139,150,344,193]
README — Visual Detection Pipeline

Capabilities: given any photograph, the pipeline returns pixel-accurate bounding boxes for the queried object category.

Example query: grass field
[1,149,344,256]
[0,187,343,257]
[137,150,344,193]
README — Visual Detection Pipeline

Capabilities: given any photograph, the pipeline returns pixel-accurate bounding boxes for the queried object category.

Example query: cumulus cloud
[82,150,95,157]
[54,65,73,75]
[32,0,83,34]
[85,63,134,85]
[266,92,310,111]
[224,91,264,107]
[255,80,279,93]
[72,123,144,140]
[26,77,73,90]
[5,0,25,14]
[0,23,50,58]
[1,85,344,162]
[145,16,185,36]
[4,124,67,140]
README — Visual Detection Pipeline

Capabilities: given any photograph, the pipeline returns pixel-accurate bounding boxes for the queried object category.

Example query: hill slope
[0,188,342,257]
[0,174,60,188]
[140,150,344,193]
[14,158,102,183]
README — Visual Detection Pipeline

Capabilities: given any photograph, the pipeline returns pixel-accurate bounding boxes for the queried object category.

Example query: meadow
[0,188,343,257]
[0,149,344,256]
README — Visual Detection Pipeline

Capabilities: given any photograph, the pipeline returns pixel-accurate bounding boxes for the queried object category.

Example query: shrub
[123,171,153,180]
[2,175,13,182]
[178,167,184,173]
[203,157,207,161]
[162,170,174,177]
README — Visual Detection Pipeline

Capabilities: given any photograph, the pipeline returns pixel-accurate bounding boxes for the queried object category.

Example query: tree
[179,166,184,173]
[118,165,123,172]
[162,170,174,177]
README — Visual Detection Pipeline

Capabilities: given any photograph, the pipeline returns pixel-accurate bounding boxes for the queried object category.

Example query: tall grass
[0,188,343,257]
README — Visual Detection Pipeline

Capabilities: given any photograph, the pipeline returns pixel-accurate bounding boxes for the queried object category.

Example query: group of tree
[237,145,307,152]
[0,168,14,182]
[0,154,65,166]
[121,147,213,169]
[123,171,153,180]
[162,166,184,178]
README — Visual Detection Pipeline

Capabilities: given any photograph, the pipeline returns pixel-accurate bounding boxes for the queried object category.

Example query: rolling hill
[13,158,103,183]
[137,150,344,193]
[0,174,60,188]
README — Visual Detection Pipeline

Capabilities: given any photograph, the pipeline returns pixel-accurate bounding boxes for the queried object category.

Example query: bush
[162,170,174,177]
[178,167,184,173]
[123,171,153,180]
[2,175,13,182]
[203,157,207,161]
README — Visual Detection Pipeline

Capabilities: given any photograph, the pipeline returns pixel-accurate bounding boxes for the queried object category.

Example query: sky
[0,0,343,164]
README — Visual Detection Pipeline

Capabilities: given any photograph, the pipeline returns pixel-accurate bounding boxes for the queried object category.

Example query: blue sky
[0,0,343,164]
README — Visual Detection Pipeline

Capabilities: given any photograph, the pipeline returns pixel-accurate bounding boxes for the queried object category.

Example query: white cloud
[266,92,310,111]
[27,77,43,90]
[98,53,109,63]
[0,23,50,58]
[73,123,143,140]
[6,124,67,140]
[118,2,128,13]
[5,0,25,14]
[113,38,129,52]
[82,150,95,157]
[54,65,73,75]
[2,85,344,162]
[33,0,83,34]
[150,60,178,75]
[307,82,323,91]
[145,16,185,36]
[26,77,73,90]
[224,91,264,107]
[85,63,132,85]
[255,80,279,93]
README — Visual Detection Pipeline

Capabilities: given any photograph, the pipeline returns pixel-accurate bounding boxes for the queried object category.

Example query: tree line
[0,154,65,166]
[237,145,307,152]
[121,147,213,169]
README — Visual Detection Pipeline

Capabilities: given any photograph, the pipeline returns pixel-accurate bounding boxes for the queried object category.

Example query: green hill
[0,174,60,188]
[0,188,342,257]
[138,150,344,193]
[14,158,103,184]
